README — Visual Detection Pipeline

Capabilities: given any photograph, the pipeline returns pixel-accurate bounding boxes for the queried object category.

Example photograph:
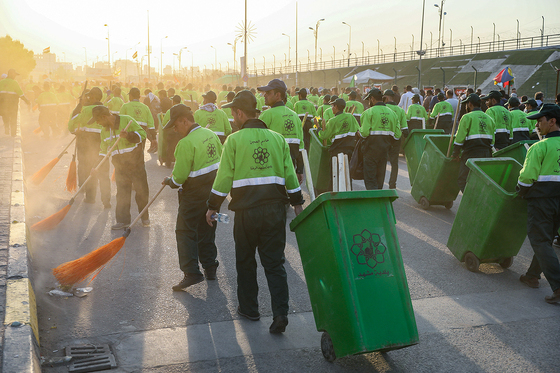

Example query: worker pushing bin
[308,128,332,195]
[290,190,419,361]
[410,134,460,209]
[447,157,527,272]
[403,129,445,186]
[492,140,537,165]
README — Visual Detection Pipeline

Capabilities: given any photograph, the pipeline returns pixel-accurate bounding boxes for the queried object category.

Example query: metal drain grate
[68,354,117,373]
[66,345,111,358]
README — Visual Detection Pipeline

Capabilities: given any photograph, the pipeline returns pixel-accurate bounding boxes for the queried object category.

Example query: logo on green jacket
[284,119,294,132]
[479,119,488,132]
[350,229,388,270]
[503,113,509,122]
[380,114,389,128]
[134,107,142,117]
[207,143,217,158]
[207,117,216,126]
[341,120,349,131]
[253,147,270,165]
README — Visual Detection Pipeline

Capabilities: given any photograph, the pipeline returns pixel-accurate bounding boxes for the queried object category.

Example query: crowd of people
[2,70,560,328]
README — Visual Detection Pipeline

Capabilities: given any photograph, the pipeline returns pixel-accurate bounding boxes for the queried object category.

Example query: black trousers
[388,137,402,189]
[233,202,289,318]
[525,197,560,292]
[1,100,18,136]
[362,136,392,190]
[176,185,218,275]
[39,107,58,136]
[112,146,149,224]
[76,132,110,204]
[458,148,491,192]
[289,143,304,174]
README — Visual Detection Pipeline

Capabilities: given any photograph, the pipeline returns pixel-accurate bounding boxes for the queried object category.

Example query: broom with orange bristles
[30,136,76,185]
[31,121,134,232]
[33,127,42,134]
[65,143,78,192]
[52,183,167,287]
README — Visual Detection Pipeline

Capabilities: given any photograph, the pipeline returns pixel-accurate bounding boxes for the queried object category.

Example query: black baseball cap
[329,98,346,109]
[522,98,538,108]
[437,92,445,100]
[222,90,257,112]
[202,91,217,102]
[323,94,331,103]
[257,79,287,92]
[87,105,110,124]
[507,96,520,106]
[481,90,502,101]
[364,88,383,100]
[461,93,481,105]
[383,89,395,97]
[526,104,560,120]
[164,104,192,129]
[86,86,103,101]
[171,94,182,104]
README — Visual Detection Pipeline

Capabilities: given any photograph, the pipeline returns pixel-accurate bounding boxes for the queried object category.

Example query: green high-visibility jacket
[99,115,146,157]
[0,78,24,97]
[293,99,317,117]
[386,102,408,131]
[68,103,104,134]
[56,92,75,107]
[259,103,304,149]
[285,99,294,110]
[323,107,334,123]
[345,100,365,114]
[257,95,265,110]
[308,94,320,106]
[406,103,429,123]
[318,112,360,154]
[430,100,454,119]
[360,102,401,140]
[180,90,199,102]
[526,109,538,135]
[510,108,530,140]
[120,100,155,129]
[217,91,228,105]
[208,119,303,211]
[453,108,495,154]
[171,126,222,189]
[194,106,232,138]
[317,104,330,119]
[517,131,560,198]
[486,104,512,136]
[107,96,124,114]
[36,91,58,109]
[341,93,349,101]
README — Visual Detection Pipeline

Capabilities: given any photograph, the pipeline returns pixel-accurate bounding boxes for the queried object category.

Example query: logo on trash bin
[350,229,387,269]
[284,119,294,132]
[253,147,270,165]
[207,143,217,158]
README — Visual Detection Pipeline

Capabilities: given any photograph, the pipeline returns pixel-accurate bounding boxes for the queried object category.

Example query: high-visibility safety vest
[36,91,58,109]
[486,104,512,136]
[259,103,303,149]
[170,126,222,189]
[509,108,530,140]
[386,102,408,132]
[106,96,124,114]
[345,100,365,114]
[360,102,401,140]
[318,112,360,153]
[194,106,232,138]
[208,119,303,211]
[99,115,146,157]
[518,131,560,198]
[453,108,495,151]
[293,99,317,117]
[406,103,429,123]
[68,104,104,134]
[430,100,454,119]
[120,100,155,129]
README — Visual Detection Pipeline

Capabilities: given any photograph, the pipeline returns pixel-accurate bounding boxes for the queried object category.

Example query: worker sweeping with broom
[68,87,111,208]
[90,105,150,230]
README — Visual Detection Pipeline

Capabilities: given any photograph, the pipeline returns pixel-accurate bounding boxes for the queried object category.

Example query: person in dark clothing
[159,89,172,114]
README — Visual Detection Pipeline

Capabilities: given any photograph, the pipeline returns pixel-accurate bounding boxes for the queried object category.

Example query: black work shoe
[237,306,260,321]
[269,315,289,333]
[204,265,218,280]
[172,273,204,291]
[545,289,560,304]
[520,275,539,289]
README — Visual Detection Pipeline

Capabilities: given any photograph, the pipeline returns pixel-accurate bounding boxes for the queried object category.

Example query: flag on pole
[349,74,357,88]
[132,51,138,59]
[493,67,515,87]
[43,47,50,54]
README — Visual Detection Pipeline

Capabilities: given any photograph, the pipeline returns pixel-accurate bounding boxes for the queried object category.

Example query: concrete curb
[2,123,41,373]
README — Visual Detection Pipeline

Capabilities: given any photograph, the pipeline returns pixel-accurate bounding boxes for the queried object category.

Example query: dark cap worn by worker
[87,105,111,124]
[462,93,482,105]
[523,98,538,108]
[526,103,560,120]
[507,96,520,106]
[257,79,287,92]
[437,92,445,100]
[329,98,346,109]
[164,104,193,129]
[383,89,395,97]
[364,88,383,101]
[221,90,257,112]
[203,91,217,102]
[481,90,502,101]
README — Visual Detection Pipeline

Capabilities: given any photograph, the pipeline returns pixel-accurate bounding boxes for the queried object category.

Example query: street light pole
[493,23,496,51]
[147,11,151,82]
[83,47,87,68]
[104,24,110,71]
[309,18,324,70]
[541,16,545,47]
[282,33,291,69]
[211,46,217,74]
[418,0,426,88]
[160,35,168,78]
[342,21,351,60]
[471,26,473,53]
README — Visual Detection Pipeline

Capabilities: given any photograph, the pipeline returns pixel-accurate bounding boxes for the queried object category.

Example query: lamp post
[309,18,324,70]
[411,34,414,52]
[282,33,291,68]
[478,36,481,53]
[471,26,474,53]
[112,51,118,73]
[83,47,87,68]
[160,35,168,77]
[493,22,496,51]
[188,49,194,81]
[332,46,336,67]
[227,36,240,74]
[434,1,445,51]
[541,16,545,47]
[104,24,110,70]
[178,47,188,76]
[449,29,452,49]
[361,41,365,60]
[342,21,351,60]
[394,36,397,62]
[418,0,426,88]
[516,19,520,48]
[377,39,380,57]
[210,45,217,73]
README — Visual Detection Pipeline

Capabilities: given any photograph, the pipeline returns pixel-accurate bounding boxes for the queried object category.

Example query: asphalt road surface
[20,110,560,373]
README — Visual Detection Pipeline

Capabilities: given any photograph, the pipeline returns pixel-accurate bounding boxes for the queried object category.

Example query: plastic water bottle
[212,213,230,224]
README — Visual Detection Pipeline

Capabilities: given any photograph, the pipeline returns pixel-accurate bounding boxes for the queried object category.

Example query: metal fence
[250,33,560,77]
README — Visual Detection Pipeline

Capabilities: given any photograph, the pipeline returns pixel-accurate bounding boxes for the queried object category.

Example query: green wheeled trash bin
[289,190,419,361]
[403,129,445,186]
[410,135,460,210]
[447,157,527,272]
[492,140,537,165]
[308,128,332,195]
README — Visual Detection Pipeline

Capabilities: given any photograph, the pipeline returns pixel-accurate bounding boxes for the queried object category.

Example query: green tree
[0,35,36,76]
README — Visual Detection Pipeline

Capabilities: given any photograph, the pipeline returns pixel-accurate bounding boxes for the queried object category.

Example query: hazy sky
[1,0,559,72]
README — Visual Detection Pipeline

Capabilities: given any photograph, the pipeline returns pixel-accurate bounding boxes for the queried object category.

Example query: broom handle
[70,120,134,201]
[78,80,88,105]
[446,106,461,158]
[127,183,167,231]
[57,136,77,159]
[433,113,441,129]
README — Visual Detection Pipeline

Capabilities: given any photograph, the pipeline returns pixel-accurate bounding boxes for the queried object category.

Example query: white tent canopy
[342,69,394,84]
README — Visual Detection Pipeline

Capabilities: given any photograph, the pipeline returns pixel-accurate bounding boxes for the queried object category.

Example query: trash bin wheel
[464,252,480,272]
[419,197,430,210]
[499,256,514,269]
[321,332,336,362]
[444,201,453,209]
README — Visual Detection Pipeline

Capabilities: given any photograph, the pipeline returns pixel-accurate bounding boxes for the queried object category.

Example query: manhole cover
[68,354,117,373]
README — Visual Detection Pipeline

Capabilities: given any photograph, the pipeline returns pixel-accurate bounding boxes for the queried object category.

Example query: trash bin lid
[403,129,444,148]
[289,190,398,231]
[466,157,522,195]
